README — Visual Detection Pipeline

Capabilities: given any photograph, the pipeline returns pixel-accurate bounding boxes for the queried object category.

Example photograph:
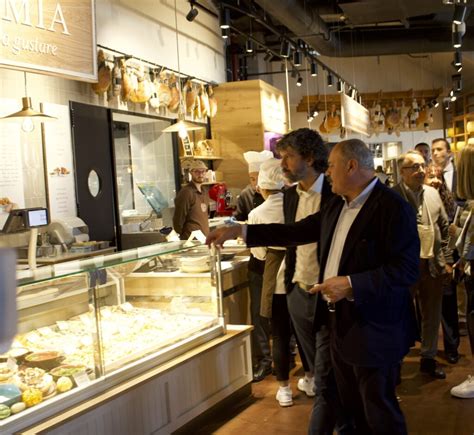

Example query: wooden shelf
[447,93,474,152]
[180,156,222,160]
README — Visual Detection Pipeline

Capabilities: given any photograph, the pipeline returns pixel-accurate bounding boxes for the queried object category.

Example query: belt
[296,282,315,292]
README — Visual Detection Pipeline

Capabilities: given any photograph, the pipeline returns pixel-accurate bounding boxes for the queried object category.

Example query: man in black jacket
[207,139,419,434]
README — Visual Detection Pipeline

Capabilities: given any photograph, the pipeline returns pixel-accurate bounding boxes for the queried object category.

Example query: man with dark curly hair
[272,128,348,433]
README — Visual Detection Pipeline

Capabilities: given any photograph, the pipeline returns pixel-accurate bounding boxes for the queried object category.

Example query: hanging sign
[0,0,97,81]
[341,94,370,136]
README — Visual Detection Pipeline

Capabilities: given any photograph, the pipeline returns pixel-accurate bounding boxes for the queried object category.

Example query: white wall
[0,0,225,245]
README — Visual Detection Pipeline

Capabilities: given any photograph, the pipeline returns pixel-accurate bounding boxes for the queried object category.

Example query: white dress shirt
[324,177,379,282]
[247,192,285,261]
[292,174,324,286]
[443,160,454,192]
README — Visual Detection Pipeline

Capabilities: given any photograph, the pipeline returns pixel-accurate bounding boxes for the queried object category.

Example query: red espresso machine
[208,183,234,216]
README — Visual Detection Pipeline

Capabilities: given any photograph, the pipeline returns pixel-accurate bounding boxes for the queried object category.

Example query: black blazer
[247,180,420,367]
[283,176,334,292]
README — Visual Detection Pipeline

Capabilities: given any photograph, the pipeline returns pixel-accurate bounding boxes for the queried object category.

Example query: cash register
[1,208,50,270]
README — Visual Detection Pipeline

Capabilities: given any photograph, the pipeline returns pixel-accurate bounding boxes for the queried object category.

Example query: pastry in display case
[0,241,224,432]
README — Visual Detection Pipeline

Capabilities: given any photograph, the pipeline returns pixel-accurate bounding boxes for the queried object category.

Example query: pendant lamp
[162,0,204,138]
[1,72,56,132]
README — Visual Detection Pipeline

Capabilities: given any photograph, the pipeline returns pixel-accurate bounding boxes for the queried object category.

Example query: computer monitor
[136,184,169,216]
[1,208,50,233]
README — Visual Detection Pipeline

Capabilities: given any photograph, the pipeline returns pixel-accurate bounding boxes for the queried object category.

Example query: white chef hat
[189,160,207,171]
[243,150,274,173]
[257,158,284,190]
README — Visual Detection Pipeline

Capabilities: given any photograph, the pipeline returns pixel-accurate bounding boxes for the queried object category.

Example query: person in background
[394,150,452,379]
[375,165,389,186]
[238,150,274,382]
[246,159,288,403]
[233,150,273,221]
[173,159,209,240]
[425,163,460,363]
[415,142,431,165]
[207,139,419,434]
[450,143,474,398]
[432,138,456,195]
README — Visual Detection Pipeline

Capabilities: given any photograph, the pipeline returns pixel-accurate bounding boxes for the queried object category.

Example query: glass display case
[0,241,224,432]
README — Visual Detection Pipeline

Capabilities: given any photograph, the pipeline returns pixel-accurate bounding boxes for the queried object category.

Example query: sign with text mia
[0,0,96,81]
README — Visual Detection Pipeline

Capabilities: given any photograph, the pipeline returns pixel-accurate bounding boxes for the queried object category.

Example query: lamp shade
[1,97,56,121]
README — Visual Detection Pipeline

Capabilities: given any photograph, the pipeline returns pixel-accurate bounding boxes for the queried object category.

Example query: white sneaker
[451,375,474,398]
[297,377,316,397]
[276,386,293,407]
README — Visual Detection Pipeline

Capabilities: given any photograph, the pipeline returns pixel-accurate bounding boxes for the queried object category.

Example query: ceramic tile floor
[190,334,474,435]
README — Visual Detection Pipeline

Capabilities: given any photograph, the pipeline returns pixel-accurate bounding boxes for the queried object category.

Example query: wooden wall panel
[211,80,287,190]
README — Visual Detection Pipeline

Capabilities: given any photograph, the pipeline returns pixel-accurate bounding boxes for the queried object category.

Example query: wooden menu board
[0,0,97,82]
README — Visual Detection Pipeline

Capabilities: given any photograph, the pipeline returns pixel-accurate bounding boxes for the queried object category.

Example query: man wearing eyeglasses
[393,150,452,379]
[173,160,210,240]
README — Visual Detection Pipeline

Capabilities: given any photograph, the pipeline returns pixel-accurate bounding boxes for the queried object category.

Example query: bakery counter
[126,254,250,325]
[15,326,253,435]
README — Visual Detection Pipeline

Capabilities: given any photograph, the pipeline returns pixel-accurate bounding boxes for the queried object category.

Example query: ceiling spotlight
[186,2,198,22]
[327,72,334,87]
[454,50,462,66]
[453,4,467,25]
[443,0,454,3]
[431,99,439,108]
[444,99,450,111]
[310,61,318,77]
[280,39,291,58]
[451,61,463,72]
[293,50,302,66]
[221,28,230,39]
[296,76,303,87]
[452,73,462,92]
[307,114,314,123]
[337,80,344,93]
[245,39,253,53]
[451,93,457,102]
[312,107,319,117]
[452,22,466,48]
[220,8,230,29]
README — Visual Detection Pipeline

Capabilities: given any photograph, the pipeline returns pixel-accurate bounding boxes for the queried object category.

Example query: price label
[6,357,17,370]
[56,321,69,331]
[101,308,112,319]
[79,314,92,327]
[38,327,54,337]
[120,302,134,313]
[27,332,41,344]
[73,371,91,387]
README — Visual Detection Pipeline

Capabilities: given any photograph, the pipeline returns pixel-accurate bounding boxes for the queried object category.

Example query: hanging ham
[91,50,111,95]
[208,84,218,118]
[168,73,180,113]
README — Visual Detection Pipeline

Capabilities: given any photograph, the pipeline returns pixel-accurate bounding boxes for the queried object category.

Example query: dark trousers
[331,343,407,435]
[272,294,292,381]
[441,276,460,356]
[248,270,271,367]
[287,285,317,371]
[466,270,474,354]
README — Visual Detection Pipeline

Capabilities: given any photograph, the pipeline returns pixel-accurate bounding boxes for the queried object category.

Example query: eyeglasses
[401,163,426,171]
